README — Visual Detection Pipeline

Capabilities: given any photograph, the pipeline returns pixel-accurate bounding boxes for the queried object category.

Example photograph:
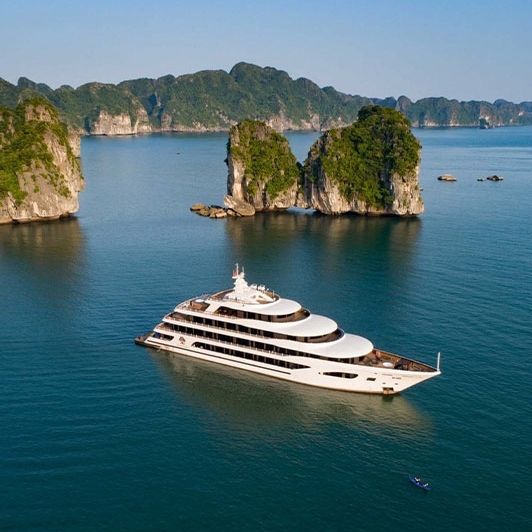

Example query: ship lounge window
[193,342,309,370]
[169,313,342,344]
[323,372,358,379]
[218,306,236,317]
[153,332,174,341]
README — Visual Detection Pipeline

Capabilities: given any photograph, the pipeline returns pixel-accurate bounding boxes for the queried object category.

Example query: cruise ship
[135,265,441,395]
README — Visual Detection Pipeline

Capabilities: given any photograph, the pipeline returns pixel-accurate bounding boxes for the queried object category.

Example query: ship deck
[356,349,436,372]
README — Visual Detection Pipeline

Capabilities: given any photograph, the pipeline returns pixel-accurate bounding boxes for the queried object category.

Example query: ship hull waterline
[135,333,440,395]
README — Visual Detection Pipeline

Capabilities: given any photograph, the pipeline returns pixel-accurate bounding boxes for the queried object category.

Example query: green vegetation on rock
[307,106,420,208]
[228,119,300,199]
[1,63,531,133]
[0,98,80,205]
[53,83,144,131]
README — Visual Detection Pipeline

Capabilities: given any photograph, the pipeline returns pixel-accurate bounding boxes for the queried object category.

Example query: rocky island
[0,98,84,224]
[215,106,423,217]
[2,63,531,136]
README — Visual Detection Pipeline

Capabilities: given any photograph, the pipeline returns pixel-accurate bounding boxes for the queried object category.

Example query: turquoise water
[1,127,531,531]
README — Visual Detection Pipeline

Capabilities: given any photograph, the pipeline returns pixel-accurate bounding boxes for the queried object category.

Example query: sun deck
[356,349,437,372]
[211,287,279,303]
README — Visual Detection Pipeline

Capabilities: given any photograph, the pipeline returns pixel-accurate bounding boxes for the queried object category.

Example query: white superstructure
[136,265,441,394]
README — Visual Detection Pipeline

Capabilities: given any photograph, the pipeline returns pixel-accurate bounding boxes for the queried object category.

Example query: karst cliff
[224,106,423,217]
[225,119,301,214]
[4,64,531,136]
[0,98,84,224]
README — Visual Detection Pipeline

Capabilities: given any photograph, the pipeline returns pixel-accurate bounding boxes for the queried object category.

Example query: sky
[1,0,531,103]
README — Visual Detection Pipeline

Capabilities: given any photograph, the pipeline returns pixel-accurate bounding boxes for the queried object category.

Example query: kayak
[409,475,430,491]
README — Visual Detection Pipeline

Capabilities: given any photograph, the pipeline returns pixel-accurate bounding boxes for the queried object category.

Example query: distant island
[1,62,531,135]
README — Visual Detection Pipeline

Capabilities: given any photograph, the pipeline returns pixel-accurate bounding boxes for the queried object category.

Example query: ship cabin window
[366,377,376,381]
[167,315,346,349]
[153,332,174,341]
[323,372,358,379]
[193,342,310,370]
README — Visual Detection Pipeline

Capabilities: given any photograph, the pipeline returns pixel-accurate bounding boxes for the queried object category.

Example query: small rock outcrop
[190,200,254,218]
[0,98,84,224]
[438,174,457,181]
[190,203,228,218]
[223,195,256,216]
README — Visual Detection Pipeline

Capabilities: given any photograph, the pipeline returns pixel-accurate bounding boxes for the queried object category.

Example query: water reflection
[150,350,431,439]
[0,218,86,309]
[223,211,422,333]
[225,211,421,276]
[227,210,420,248]
[0,217,84,260]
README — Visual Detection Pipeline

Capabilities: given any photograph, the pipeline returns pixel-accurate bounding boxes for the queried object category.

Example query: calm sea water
[1,127,531,531]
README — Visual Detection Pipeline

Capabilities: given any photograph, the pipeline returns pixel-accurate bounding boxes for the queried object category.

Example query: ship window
[153,332,174,341]
[366,377,376,381]
[323,372,358,379]
[193,342,310,370]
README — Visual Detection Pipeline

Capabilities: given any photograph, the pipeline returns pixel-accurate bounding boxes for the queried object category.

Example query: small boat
[409,475,430,491]
[437,173,456,181]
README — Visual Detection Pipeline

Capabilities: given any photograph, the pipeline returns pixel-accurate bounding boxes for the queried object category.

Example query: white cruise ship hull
[135,330,439,395]
[136,266,440,395]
